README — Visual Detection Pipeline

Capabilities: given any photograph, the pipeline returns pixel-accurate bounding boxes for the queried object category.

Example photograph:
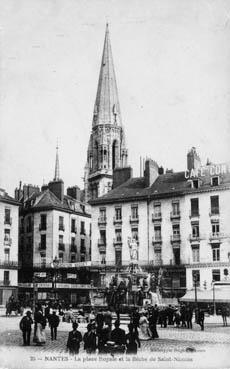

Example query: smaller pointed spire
[54,141,60,181]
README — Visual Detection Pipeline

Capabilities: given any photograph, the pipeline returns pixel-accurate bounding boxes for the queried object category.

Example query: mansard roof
[21,189,91,217]
[90,163,230,205]
[0,189,20,206]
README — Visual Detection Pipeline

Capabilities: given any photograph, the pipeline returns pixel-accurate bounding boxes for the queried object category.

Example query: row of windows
[21,215,88,235]
[192,268,224,286]
[39,234,87,252]
[99,195,220,223]
[39,253,87,265]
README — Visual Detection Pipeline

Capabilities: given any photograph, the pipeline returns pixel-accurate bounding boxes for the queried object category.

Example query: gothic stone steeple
[84,24,128,201]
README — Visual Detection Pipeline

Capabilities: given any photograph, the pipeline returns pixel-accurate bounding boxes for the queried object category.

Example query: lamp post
[193,273,198,307]
[213,280,216,316]
[32,275,38,313]
[51,257,59,300]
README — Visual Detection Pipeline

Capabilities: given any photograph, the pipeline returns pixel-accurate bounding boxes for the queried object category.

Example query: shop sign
[67,274,77,279]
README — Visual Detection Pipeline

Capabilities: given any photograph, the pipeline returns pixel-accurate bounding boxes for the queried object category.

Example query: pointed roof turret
[93,24,122,126]
[54,143,60,181]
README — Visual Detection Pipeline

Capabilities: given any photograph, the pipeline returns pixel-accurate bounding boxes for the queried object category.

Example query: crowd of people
[18,300,228,353]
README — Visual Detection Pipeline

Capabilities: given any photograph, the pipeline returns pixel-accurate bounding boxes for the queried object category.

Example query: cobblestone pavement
[0,315,229,354]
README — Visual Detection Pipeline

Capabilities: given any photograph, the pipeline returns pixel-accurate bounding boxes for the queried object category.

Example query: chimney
[48,180,64,202]
[187,147,201,171]
[67,186,81,201]
[113,166,133,189]
[144,159,159,187]
[41,184,49,192]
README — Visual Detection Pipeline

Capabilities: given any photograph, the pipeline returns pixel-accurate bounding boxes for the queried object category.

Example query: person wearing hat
[19,311,33,346]
[67,322,82,354]
[48,310,60,340]
[110,320,126,351]
[126,323,140,354]
[83,323,97,354]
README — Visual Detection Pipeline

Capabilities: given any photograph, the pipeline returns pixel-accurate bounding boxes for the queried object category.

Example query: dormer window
[192,179,199,189]
[211,176,219,187]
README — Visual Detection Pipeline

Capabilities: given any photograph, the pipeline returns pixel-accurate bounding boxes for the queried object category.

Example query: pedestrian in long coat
[67,322,82,354]
[19,311,33,346]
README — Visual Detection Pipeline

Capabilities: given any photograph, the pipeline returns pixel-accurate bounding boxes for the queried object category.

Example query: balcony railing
[189,211,200,218]
[0,280,10,286]
[152,213,162,222]
[58,243,65,251]
[4,217,12,225]
[170,234,181,243]
[113,238,122,245]
[4,237,12,246]
[129,215,139,224]
[152,235,162,244]
[39,224,47,231]
[113,216,122,225]
[170,211,181,220]
[39,243,46,251]
[59,224,65,231]
[189,234,202,242]
[0,260,20,268]
[70,245,77,253]
[209,232,226,241]
[98,216,107,226]
[209,208,220,216]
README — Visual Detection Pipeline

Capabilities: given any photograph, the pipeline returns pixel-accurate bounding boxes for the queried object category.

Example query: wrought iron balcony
[209,232,226,241]
[113,216,122,225]
[4,237,12,246]
[189,211,200,219]
[58,243,65,251]
[98,239,106,253]
[0,280,10,286]
[70,244,77,253]
[152,235,162,245]
[129,215,139,224]
[170,234,181,243]
[209,208,220,217]
[113,237,122,246]
[170,211,181,220]
[0,260,20,268]
[152,212,162,222]
[39,242,46,251]
[98,216,107,226]
[189,234,202,242]
[4,217,12,225]
[39,223,47,231]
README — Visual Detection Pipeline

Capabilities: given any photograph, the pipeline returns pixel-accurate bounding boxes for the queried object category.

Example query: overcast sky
[0,0,230,196]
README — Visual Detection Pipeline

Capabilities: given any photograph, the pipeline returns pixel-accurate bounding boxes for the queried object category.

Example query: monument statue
[128,238,139,262]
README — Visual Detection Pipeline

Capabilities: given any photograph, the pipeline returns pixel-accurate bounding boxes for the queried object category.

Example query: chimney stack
[187,147,201,171]
[144,159,159,187]
[113,166,133,189]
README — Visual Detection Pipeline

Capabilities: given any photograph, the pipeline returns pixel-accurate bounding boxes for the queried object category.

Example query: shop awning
[180,285,230,303]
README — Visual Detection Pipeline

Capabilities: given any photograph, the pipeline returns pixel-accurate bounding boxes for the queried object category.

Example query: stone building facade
[84,24,128,202]
[90,148,230,298]
[0,188,20,305]
[15,149,92,305]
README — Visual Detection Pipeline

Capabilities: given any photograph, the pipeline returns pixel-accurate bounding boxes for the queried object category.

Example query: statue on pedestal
[128,238,139,263]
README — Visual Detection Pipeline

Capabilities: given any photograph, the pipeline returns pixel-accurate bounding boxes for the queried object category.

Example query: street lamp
[212,280,216,316]
[32,275,38,314]
[193,274,198,306]
[51,257,59,300]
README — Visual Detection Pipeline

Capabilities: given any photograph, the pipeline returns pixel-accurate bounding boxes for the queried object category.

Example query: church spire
[93,23,122,126]
[54,143,60,181]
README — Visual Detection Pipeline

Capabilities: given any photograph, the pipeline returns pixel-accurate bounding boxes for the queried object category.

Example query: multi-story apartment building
[15,149,92,305]
[0,188,20,305]
[90,148,230,299]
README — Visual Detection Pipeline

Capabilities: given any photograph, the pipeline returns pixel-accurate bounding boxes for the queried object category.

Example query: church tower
[84,24,128,201]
